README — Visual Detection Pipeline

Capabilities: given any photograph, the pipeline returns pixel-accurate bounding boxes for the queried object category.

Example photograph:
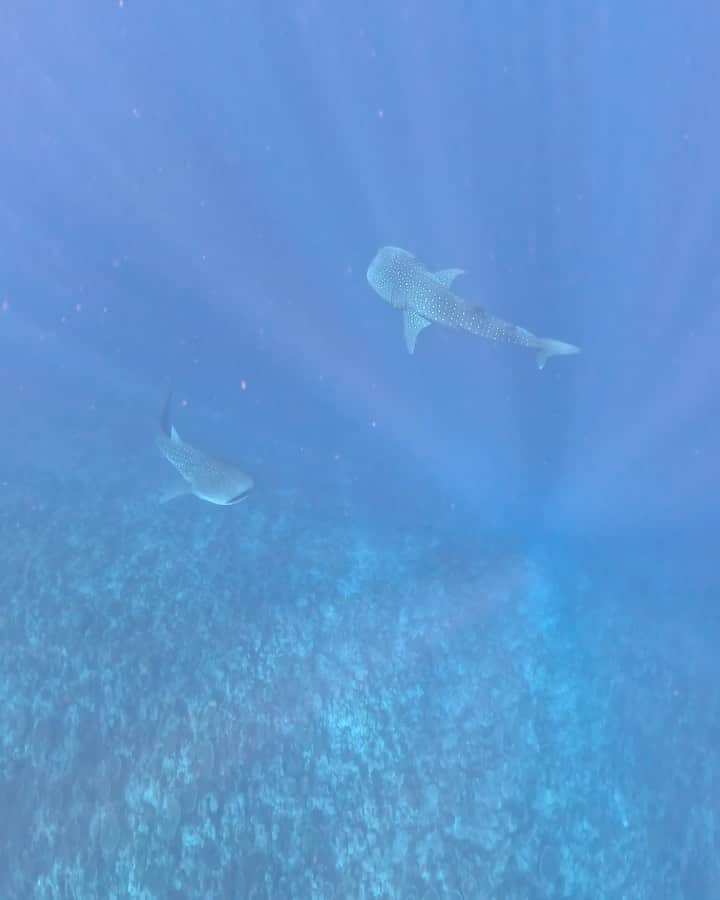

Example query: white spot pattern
[367,246,538,350]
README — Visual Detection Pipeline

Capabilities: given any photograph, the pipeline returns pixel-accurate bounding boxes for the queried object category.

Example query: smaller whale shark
[367,246,580,369]
[156,393,254,506]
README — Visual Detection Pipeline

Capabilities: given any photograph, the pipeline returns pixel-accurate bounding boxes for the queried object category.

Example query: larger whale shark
[156,394,254,506]
[367,246,580,369]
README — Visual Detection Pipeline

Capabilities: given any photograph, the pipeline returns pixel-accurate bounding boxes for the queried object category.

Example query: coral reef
[0,479,717,898]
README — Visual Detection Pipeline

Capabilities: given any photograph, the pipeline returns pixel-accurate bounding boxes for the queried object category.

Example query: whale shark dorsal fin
[403,309,432,354]
[160,391,178,439]
[433,268,465,289]
[160,392,183,442]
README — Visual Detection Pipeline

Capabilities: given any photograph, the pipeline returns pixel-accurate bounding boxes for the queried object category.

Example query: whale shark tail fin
[536,338,580,370]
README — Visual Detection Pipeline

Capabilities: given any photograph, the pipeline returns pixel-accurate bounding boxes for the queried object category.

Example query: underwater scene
[1,2,719,899]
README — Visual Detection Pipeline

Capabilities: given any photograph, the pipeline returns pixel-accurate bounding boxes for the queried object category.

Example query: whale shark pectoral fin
[159,480,192,504]
[403,309,432,354]
[432,268,465,288]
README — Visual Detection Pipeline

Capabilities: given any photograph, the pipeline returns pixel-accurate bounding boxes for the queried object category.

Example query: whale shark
[367,246,580,369]
[156,394,254,506]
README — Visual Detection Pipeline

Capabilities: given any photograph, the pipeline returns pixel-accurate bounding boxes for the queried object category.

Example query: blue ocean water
[1,2,718,898]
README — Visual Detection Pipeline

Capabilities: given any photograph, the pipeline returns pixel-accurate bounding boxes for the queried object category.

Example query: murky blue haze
[1,2,718,898]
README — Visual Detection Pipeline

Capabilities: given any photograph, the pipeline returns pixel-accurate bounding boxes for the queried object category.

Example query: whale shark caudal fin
[403,309,432,354]
[535,337,581,370]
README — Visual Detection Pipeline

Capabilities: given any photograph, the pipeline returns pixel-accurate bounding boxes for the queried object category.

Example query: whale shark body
[156,394,254,506]
[367,246,580,369]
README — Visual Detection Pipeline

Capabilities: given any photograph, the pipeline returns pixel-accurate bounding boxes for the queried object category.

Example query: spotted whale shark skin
[156,394,254,506]
[367,246,580,369]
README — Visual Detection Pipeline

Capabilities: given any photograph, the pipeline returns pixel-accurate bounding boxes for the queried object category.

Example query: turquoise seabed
[0,467,717,899]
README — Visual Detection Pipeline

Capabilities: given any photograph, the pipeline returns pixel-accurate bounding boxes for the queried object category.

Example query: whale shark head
[367,246,417,309]
[190,459,255,506]
[157,393,255,506]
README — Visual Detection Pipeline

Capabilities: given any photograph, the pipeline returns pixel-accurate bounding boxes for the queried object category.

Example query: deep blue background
[1,0,718,539]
